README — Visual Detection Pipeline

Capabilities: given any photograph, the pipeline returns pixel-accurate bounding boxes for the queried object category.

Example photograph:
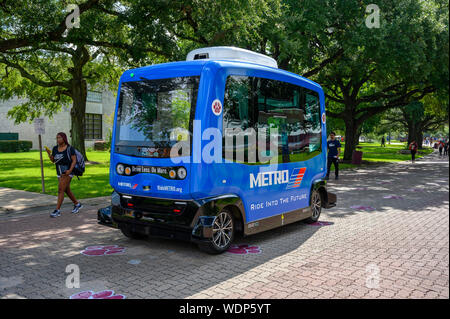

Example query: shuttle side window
[223,75,321,164]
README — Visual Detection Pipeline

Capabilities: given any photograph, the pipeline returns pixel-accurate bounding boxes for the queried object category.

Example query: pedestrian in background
[381,136,386,147]
[45,132,83,218]
[326,132,341,180]
[438,141,444,156]
[409,140,418,163]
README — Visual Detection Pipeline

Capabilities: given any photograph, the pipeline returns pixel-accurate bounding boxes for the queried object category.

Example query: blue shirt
[327,139,341,158]
[52,145,75,176]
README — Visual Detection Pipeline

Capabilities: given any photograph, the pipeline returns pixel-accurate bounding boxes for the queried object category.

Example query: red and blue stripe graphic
[286,167,307,189]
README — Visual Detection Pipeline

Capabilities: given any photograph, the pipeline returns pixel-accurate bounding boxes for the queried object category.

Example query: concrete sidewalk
[0,187,109,217]
[0,187,57,212]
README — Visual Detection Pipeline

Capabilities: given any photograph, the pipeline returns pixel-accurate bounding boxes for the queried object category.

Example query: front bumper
[101,193,216,243]
[97,206,117,228]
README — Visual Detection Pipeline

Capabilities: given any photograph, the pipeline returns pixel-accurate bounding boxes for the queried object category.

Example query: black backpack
[66,146,86,178]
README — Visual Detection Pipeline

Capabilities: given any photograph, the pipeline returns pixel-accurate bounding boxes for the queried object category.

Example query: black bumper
[313,180,337,209]
[101,194,216,243]
[324,191,337,208]
[97,206,117,228]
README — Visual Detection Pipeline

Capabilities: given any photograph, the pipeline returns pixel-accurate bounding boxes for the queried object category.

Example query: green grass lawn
[0,150,112,199]
[338,142,434,170]
[0,142,434,198]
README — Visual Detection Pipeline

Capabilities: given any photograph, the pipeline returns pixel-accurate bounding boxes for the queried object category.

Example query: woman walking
[409,140,418,163]
[45,132,83,217]
[438,141,444,156]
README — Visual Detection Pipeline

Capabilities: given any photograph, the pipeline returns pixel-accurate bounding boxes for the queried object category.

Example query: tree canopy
[0,0,278,158]
[0,0,448,158]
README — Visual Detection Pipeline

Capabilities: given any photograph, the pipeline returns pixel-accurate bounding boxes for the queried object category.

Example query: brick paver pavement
[0,151,448,299]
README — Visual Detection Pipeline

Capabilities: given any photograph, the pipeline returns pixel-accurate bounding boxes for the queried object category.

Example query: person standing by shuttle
[326,132,341,180]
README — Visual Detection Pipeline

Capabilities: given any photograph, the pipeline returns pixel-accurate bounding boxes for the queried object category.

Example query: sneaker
[72,203,83,214]
[50,209,61,218]
[325,176,330,180]
[335,176,339,180]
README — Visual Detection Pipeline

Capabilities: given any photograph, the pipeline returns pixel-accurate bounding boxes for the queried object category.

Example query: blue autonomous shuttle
[100,47,336,253]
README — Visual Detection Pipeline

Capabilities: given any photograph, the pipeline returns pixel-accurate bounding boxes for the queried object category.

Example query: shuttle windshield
[115,76,200,158]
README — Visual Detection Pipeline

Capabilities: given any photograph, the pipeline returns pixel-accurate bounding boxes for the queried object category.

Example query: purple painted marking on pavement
[70,290,126,299]
[227,244,261,255]
[81,245,125,256]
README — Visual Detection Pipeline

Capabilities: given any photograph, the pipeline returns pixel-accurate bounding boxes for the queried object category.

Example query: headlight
[177,167,187,179]
[169,169,176,179]
[124,167,131,176]
[116,164,124,175]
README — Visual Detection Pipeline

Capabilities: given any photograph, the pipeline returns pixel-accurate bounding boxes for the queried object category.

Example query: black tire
[304,189,322,224]
[198,209,235,254]
[119,224,147,240]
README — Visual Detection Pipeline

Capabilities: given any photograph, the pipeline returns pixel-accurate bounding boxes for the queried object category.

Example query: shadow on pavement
[0,206,322,298]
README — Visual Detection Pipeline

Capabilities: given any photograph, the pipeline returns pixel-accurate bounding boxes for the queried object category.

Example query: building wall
[0,90,116,150]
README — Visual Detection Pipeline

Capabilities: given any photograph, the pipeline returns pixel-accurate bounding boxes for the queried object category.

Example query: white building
[0,89,116,150]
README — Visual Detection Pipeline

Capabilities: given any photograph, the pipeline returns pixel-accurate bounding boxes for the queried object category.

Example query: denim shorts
[57,174,73,179]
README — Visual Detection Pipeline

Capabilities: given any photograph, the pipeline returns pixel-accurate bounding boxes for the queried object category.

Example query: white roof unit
[186,46,278,68]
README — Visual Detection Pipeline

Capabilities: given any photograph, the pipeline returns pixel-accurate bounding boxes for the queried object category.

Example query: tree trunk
[416,129,424,149]
[68,45,90,161]
[406,118,416,148]
[355,128,362,146]
[406,120,424,149]
[70,77,88,161]
[343,119,359,162]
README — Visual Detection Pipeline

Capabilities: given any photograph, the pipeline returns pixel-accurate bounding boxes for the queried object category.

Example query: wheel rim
[311,192,321,219]
[212,212,233,249]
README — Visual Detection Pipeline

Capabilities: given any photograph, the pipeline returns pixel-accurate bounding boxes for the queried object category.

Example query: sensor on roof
[194,53,209,60]
[186,46,278,68]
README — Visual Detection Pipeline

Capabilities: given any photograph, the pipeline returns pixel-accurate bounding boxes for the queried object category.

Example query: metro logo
[249,170,289,189]
[249,168,306,189]
[286,167,307,189]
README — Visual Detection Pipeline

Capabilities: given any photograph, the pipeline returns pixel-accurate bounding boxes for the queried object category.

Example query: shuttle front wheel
[198,209,235,254]
[304,190,322,224]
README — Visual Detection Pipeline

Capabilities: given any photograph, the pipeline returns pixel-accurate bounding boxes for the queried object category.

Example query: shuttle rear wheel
[304,190,322,224]
[198,209,235,254]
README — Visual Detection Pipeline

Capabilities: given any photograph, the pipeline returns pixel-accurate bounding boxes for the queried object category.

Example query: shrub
[105,129,112,151]
[94,140,107,151]
[0,140,33,152]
